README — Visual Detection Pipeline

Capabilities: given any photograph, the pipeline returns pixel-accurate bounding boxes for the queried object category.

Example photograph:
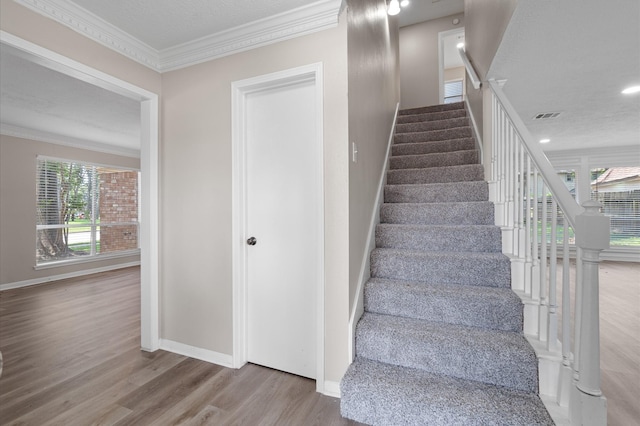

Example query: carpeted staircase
[340,102,554,425]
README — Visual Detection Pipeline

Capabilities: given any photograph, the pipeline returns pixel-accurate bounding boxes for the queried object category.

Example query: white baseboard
[322,380,341,398]
[0,261,140,291]
[159,339,234,369]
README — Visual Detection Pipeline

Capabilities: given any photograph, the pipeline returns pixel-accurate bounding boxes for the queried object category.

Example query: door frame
[0,31,160,352]
[231,63,325,391]
[438,27,466,104]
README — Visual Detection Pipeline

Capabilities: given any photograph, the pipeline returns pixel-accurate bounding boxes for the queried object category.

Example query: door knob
[247,237,257,246]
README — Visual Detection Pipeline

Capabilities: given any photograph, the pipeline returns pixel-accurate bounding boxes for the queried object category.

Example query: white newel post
[571,200,609,425]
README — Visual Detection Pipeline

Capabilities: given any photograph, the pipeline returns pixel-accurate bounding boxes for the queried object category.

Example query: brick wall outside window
[99,171,138,253]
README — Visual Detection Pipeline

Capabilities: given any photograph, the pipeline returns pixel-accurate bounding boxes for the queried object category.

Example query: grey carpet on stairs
[340,102,554,425]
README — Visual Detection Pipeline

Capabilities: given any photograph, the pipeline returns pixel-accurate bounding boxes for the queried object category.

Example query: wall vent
[533,112,561,120]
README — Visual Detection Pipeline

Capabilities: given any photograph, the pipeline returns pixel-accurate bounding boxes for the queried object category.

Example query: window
[444,79,463,104]
[591,167,640,247]
[36,157,140,265]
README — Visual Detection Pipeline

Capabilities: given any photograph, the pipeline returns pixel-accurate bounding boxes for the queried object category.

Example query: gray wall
[464,0,517,137]
[347,0,400,312]
[399,13,465,109]
[0,135,140,285]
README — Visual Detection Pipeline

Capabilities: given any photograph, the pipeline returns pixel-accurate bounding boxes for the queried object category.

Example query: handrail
[488,79,583,229]
[457,46,481,90]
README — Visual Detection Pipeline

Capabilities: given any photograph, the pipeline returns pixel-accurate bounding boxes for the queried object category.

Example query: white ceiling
[71,0,322,51]
[0,44,141,155]
[489,0,640,154]
[398,0,464,28]
[2,0,637,159]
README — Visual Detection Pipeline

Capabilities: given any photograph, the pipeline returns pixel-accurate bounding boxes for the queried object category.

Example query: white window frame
[35,155,141,270]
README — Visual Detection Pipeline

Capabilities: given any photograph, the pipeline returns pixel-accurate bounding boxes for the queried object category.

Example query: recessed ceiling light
[622,85,640,94]
[400,0,410,7]
[456,42,465,49]
[539,138,551,144]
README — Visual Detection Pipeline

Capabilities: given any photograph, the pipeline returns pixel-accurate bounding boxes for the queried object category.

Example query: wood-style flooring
[0,262,638,425]
[0,267,362,425]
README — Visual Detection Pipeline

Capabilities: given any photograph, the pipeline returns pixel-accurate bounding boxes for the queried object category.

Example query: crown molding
[14,0,161,70]
[158,0,342,72]
[0,123,141,158]
[13,0,343,73]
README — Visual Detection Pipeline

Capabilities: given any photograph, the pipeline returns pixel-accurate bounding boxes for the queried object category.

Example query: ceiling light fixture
[400,0,410,7]
[539,138,551,144]
[622,85,640,95]
[388,0,401,15]
[456,42,465,49]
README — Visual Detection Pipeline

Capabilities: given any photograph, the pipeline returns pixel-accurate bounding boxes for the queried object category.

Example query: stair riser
[370,250,511,287]
[356,315,538,392]
[364,280,523,331]
[376,225,501,252]
[391,138,475,156]
[396,117,469,134]
[395,127,472,143]
[340,359,554,426]
[384,182,488,203]
[390,150,478,170]
[396,109,467,124]
[399,102,465,116]
[380,202,495,225]
[387,164,484,185]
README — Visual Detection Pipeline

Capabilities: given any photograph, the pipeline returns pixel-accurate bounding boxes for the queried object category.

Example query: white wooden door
[245,78,319,379]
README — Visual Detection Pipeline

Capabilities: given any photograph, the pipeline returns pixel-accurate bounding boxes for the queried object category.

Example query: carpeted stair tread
[395,126,472,144]
[396,108,467,124]
[390,150,478,170]
[340,358,554,426]
[396,117,469,134]
[399,102,465,116]
[340,101,552,424]
[384,181,488,203]
[356,312,538,392]
[387,164,484,184]
[375,223,501,252]
[371,248,511,287]
[380,201,495,225]
[391,137,475,156]
[364,277,523,331]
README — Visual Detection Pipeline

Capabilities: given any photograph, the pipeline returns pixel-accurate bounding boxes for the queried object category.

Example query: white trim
[231,63,325,390]
[322,380,341,398]
[438,28,465,104]
[34,250,140,270]
[0,124,140,158]
[0,261,140,291]
[0,31,161,353]
[14,0,160,69]
[348,102,399,362]
[464,96,483,163]
[14,0,343,73]
[546,145,640,170]
[159,339,234,369]
[159,1,342,72]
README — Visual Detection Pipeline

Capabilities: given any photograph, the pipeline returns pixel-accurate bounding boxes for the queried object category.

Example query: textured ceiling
[398,0,464,28]
[0,45,140,153]
[489,0,640,154]
[71,0,318,50]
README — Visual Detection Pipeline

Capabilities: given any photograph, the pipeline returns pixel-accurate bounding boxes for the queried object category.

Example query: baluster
[547,199,558,351]
[558,218,572,406]
[539,182,548,342]
[524,156,532,296]
[518,140,526,256]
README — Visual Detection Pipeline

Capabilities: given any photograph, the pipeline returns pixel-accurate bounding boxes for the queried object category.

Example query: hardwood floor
[0,262,637,425]
[0,267,362,426]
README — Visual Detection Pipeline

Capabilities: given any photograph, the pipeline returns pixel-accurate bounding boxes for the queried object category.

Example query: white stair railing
[488,79,610,425]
